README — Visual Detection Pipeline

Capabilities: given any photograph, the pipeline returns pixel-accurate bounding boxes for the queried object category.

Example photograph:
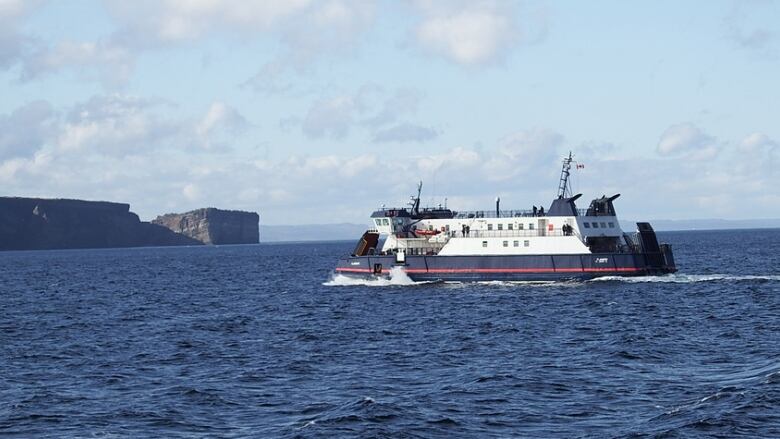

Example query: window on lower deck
[498,224,503,231]
[608,222,615,228]
[487,224,493,231]
[513,240,519,247]
[482,241,488,247]
[583,222,590,228]
[508,224,513,230]
[518,223,524,230]
[503,240,508,247]
[524,240,530,247]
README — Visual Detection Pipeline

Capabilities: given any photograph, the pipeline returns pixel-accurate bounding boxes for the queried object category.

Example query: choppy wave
[633,358,780,437]
[4,233,780,438]
[590,273,780,284]
[323,266,437,287]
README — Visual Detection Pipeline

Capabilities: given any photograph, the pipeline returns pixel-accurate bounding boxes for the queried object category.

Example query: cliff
[152,208,259,245]
[0,197,201,251]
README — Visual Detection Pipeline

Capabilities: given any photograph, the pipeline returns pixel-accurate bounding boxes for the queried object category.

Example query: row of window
[376,217,616,232]
[482,240,530,248]
[487,223,534,231]
[582,221,615,229]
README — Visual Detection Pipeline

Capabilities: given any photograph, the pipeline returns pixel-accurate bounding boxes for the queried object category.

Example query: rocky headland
[0,197,201,251]
[0,197,260,251]
[152,208,259,245]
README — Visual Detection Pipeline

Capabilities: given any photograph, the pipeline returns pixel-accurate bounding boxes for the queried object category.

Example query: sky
[0,0,778,225]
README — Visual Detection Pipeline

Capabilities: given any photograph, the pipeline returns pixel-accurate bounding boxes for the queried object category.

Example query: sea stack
[152,208,259,245]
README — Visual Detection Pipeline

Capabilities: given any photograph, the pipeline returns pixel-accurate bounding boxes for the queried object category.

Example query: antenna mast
[557,151,573,199]
[410,180,422,215]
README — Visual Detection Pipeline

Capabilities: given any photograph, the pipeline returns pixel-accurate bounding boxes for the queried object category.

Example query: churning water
[1,229,779,438]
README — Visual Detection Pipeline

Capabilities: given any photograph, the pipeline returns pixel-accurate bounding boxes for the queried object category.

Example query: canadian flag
[576,164,585,169]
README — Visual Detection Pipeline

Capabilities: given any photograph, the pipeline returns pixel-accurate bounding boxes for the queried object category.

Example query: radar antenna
[557,151,574,199]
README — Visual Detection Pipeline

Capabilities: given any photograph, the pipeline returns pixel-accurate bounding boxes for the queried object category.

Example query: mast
[557,151,573,199]
[410,180,422,215]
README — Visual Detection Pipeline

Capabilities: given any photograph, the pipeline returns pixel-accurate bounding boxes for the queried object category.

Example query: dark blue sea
[2,229,780,438]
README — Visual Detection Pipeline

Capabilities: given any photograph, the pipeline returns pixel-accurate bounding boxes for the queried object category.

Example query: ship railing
[454,208,588,219]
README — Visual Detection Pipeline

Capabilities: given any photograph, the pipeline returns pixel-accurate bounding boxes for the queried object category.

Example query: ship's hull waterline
[336,252,677,282]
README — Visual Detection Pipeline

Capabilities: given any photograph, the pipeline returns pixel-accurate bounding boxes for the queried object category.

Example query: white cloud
[483,128,564,181]
[0,100,55,160]
[21,40,135,85]
[657,123,719,159]
[104,0,315,43]
[57,95,180,155]
[297,85,437,142]
[412,0,519,65]
[279,0,376,61]
[735,132,778,178]
[196,101,249,150]
[301,94,359,139]
[182,183,201,201]
[1,1,376,87]
[738,132,778,153]
[0,0,42,69]
[372,123,438,143]
[3,96,780,223]
[363,88,423,127]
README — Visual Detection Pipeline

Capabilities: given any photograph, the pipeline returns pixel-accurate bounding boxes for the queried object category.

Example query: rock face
[152,208,259,245]
[0,197,201,251]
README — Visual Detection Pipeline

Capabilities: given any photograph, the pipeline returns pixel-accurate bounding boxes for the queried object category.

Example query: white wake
[323,266,435,287]
[589,273,780,284]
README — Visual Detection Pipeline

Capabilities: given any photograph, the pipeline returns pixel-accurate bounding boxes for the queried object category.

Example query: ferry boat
[335,153,677,282]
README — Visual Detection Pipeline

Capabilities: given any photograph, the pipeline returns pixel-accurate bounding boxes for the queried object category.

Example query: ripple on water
[1,232,780,437]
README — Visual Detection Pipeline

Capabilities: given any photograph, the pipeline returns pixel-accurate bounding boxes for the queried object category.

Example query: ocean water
[1,229,779,438]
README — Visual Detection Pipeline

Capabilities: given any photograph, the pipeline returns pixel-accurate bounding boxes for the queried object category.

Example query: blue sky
[0,0,778,224]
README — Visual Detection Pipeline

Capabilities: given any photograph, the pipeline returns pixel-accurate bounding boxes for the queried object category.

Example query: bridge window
[600,222,607,228]
[608,222,615,228]
[592,222,599,228]
[383,219,390,226]
[583,222,590,228]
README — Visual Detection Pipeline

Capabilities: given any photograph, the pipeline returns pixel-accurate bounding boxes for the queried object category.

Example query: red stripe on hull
[335,267,642,274]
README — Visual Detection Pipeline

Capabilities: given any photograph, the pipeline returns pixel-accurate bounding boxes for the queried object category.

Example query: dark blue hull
[335,252,677,282]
